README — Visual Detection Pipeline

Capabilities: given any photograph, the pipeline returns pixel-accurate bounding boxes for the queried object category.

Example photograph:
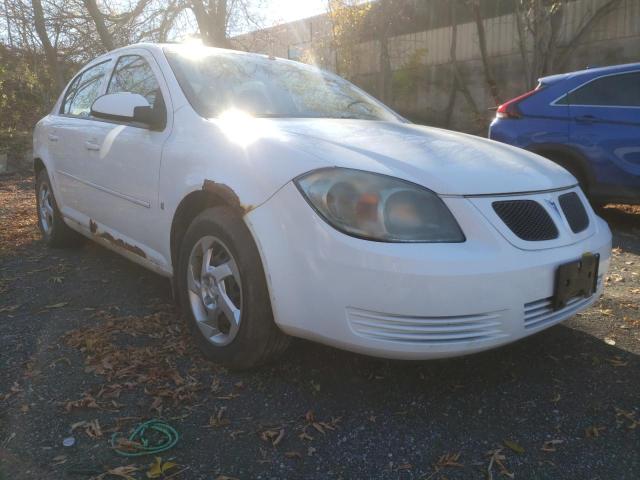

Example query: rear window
[568,72,640,107]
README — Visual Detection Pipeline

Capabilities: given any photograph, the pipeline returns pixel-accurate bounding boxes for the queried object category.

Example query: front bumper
[245,182,612,360]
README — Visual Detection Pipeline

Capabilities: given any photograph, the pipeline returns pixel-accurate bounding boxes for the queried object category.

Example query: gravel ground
[1,174,639,480]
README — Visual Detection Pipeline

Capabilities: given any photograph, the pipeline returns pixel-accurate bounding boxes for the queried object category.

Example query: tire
[178,206,290,369]
[35,169,84,248]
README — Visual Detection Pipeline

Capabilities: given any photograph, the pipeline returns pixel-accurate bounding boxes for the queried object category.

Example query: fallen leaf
[0,305,20,313]
[541,439,563,452]
[435,452,463,469]
[503,439,525,454]
[146,457,177,478]
[585,425,605,438]
[105,465,139,480]
[44,302,68,309]
[207,407,230,428]
[273,429,285,446]
[52,455,67,465]
[486,448,513,479]
[606,357,628,367]
[85,419,103,439]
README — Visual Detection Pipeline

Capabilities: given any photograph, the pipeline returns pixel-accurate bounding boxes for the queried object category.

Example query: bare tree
[368,0,408,103]
[552,0,622,72]
[474,0,622,102]
[83,0,115,50]
[325,0,370,78]
[445,0,481,128]
[31,0,63,90]
[190,0,229,47]
[470,0,502,105]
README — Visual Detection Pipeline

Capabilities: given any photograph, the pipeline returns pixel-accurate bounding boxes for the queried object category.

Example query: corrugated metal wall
[236,0,639,70]
[233,0,639,132]
[356,0,640,73]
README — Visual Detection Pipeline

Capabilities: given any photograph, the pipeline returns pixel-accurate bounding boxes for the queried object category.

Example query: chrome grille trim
[347,308,506,344]
[523,276,602,330]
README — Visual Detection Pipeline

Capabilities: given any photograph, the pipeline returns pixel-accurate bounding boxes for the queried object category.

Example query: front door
[81,50,172,265]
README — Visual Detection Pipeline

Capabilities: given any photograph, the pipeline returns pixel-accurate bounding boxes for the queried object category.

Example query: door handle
[84,141,100,151]
[575,115,597,124]
[47,133,59,142]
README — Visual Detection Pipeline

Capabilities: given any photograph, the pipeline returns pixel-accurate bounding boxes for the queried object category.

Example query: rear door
[567,71,640,197]
[80,49,172,264]
[53,60,112,218]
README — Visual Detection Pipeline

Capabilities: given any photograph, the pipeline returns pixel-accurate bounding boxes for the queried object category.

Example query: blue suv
[489,63,640,205]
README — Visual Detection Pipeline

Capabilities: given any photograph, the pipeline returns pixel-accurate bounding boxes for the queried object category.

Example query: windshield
[164,47,399,121]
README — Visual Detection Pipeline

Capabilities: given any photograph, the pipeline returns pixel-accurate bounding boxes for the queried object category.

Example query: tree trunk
[514,1,531,90]
[191,0,230,48]
[471,0,501,105]
[444,1,459,127]
[83,0,115,51]
[378,34,392,103]
[31,0,63,92]
[3,0,13,47]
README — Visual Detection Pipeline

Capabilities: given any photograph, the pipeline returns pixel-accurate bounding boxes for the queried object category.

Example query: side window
[61,75,82,115]
[107,55,162,108]
[570,72,640,107]
[61,61,111,117]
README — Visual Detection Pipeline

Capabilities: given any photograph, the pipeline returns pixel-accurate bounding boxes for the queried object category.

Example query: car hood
[270,119,576,196]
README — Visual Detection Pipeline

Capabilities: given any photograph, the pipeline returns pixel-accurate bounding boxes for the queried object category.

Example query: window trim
[550,69,640,109]
[106,54,158,103]
[58,59,112,117]
[98,52,168,131]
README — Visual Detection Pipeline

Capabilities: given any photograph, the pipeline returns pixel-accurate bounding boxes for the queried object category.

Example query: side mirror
[91,92,164,130]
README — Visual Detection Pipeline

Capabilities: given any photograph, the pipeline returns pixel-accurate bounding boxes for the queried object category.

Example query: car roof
[540,62,640,85]
[96,42,293,65]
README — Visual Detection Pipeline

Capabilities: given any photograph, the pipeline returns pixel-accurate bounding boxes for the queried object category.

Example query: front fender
[160,114,330,220]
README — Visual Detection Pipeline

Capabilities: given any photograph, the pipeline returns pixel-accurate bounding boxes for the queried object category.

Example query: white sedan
[33,43,612,368]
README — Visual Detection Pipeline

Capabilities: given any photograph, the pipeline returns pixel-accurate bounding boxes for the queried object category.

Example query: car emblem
[546,199,561,217]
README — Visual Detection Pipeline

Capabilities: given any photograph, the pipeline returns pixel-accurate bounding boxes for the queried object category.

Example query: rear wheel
[35,169,84,247]
[178,207,289,369]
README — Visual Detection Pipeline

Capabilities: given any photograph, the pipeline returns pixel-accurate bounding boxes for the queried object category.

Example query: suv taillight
[496,86,543,119]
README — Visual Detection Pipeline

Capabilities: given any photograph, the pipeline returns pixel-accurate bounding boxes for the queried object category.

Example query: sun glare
[216,109,285,148]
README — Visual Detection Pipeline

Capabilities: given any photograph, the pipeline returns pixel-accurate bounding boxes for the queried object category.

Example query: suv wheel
[35,169,84,247]
[178,207,289,369]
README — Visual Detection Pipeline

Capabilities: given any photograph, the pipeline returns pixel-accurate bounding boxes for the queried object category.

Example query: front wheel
[178,207,289,369]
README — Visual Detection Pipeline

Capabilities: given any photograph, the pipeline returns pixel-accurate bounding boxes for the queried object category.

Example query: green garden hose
[110,419,179,457]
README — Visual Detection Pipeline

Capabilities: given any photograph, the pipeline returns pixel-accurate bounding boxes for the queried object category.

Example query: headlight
[295,168,465,243]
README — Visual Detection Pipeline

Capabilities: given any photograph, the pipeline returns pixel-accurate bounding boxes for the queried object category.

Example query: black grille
[559,192,589,233]
[493,200,559,241]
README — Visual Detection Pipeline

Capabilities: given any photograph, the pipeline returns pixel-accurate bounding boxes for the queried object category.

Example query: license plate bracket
[553,253,599,311]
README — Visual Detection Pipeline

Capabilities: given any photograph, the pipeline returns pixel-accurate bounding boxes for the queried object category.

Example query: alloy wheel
[38,182,54,235]
[187,235,242,346]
